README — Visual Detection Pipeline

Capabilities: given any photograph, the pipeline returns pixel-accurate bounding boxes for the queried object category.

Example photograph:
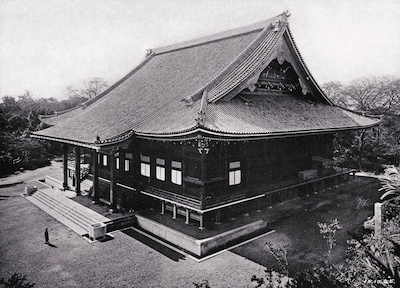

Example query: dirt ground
[0,163,382,286]
[0,163,267,288]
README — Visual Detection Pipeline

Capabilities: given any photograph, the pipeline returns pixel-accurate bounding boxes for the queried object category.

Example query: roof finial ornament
[283,10,291,19]
[195,90,208,126]
[271,10,290,32]
[95,135,101,144]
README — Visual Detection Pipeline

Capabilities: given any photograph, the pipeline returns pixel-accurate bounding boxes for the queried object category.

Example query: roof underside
[33,13,380,146]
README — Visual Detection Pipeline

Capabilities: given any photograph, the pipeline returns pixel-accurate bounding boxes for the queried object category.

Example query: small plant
[0,273,35,288]
[317,219,341,266]
[291,267,348,288]
[344,217,400,287]
[192,279,210,288]
[351,196,369,234]
[265,242,290,276]
[379,165,400,201]
[251,268,290,288]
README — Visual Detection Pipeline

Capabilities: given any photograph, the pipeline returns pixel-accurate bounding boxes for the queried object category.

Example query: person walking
[44,228,49,244]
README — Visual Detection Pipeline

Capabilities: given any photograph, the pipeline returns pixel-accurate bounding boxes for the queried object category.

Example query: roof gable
[207,28,332,105]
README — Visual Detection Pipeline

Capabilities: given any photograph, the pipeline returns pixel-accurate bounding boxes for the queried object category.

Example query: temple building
[32,12,379,230]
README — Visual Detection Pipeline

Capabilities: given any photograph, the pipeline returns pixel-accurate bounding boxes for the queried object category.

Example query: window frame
[155,158,166,181]
[228,161,241,186]
[125,153,133,172]
[140,154,151,177]
[171,161,182,185]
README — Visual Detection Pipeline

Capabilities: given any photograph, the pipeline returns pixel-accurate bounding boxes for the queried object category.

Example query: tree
[327,77,400,171]
[345,77,400,115]
[0,89,89,176]
[66,77,108,100]
[322,81,349,107]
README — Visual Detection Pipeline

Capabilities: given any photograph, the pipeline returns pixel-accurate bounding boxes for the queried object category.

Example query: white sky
[1,0,399,100]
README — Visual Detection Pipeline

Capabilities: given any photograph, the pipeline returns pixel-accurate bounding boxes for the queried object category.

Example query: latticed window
[156,158,165,181]
[171,161,182,185]
[140,154,150,177]
[229,161,241,185]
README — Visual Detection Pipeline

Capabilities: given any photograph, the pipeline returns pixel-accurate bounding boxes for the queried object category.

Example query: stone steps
[34,190,95,228]
[25,188,110,236]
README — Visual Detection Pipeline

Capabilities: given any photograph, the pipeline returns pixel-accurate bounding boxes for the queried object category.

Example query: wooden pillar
[63,143,69,189]
[200,153,207,209]
[92,150,99,203]
[172,204,177,219]
[215,210,221,225]
[199,213,205,230]
[185,209,190,224]
[161,201,165,215]
[74,146,81,196]
[313,182,317,194]
[110,150,117,210]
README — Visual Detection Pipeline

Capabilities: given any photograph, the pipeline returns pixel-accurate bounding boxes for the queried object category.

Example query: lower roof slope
[205,94,379,136]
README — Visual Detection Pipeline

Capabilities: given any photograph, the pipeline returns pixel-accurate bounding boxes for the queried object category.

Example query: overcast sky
[1,0,399,100]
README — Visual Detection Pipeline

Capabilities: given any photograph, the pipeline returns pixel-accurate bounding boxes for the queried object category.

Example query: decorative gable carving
[239,59,300,95]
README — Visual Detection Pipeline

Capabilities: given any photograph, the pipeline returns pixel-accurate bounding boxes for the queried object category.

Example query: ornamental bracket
[197,135,210,154]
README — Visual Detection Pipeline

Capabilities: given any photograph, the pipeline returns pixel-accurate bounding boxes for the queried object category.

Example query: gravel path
[0,174,266,287]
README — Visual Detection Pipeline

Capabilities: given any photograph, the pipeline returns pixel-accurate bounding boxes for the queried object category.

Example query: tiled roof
[205,94,379,136]
[33,12,380,146]
[34,29,259,144]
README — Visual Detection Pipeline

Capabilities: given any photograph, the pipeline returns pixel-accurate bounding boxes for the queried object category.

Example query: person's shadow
[46,243,57,248]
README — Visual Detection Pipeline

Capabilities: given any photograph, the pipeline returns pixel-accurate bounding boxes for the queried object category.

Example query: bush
[0,273,35,288]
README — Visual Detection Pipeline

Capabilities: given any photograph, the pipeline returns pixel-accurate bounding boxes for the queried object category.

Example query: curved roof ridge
[153,16,279,55]
[181,25,272,104]
[207,24,285,103]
